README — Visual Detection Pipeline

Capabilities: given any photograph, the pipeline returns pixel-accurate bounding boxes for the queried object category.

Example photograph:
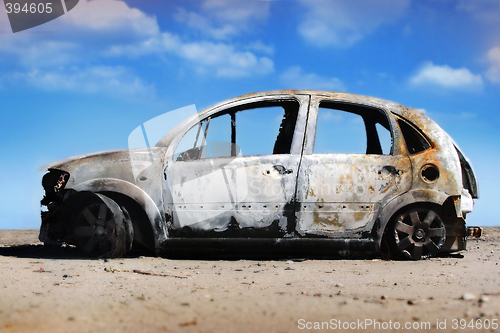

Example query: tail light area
[454,146,478,199]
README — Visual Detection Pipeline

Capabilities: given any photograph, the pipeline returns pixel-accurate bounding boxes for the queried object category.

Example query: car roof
[199,90,426,118]
[156,90,433,147]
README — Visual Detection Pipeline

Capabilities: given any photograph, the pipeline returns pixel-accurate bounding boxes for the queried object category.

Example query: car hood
[40,149,133,172]
[39,147,168,188]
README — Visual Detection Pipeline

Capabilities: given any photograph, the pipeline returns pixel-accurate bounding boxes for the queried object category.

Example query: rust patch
[354,211,367,221]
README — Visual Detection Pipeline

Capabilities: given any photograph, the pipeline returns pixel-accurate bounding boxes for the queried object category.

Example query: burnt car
[39,91,479,259]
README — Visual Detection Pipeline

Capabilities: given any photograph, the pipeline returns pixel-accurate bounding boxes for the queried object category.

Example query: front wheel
[72,193,129,258]
[385,207,446,260]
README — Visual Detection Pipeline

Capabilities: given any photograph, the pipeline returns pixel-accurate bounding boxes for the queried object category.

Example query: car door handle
[382,165,398,175]
[273,165,293,175]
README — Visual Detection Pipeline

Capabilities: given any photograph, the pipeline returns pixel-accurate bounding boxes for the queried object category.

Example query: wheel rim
[74,202,116,257]
[393,208,446,260]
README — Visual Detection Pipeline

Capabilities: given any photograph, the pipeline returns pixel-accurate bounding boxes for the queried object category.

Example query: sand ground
[0,228,499,333]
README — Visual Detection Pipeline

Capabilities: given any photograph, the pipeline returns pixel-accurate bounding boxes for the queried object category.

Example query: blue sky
[0,0,499,229]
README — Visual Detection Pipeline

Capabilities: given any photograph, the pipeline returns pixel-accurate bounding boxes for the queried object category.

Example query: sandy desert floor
[0,228,499,333]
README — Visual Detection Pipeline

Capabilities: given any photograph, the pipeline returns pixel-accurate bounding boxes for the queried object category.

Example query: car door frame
[162,93,311,237]
[295,94,412,238]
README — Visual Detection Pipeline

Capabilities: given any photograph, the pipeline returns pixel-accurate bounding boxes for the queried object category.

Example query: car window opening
[397,119,431,154]
[314,102,393,155]
[175,99,300,160]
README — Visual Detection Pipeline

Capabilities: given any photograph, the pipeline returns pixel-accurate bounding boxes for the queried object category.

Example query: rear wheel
[72,193,129,258]
[385,207,446,260]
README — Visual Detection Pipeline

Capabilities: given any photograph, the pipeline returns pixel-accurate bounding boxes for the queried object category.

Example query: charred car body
[40,91,479,259]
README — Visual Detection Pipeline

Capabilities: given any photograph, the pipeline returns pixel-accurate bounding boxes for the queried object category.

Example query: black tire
[383,207,446,260]
[71,193,128,258]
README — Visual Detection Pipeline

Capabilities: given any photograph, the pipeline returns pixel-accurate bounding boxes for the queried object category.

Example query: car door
[163,94,310,237]
[295,95,412,236]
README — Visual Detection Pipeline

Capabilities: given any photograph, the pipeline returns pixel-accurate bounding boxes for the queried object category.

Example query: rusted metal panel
[297,154,412,235]
[296,94,413,236]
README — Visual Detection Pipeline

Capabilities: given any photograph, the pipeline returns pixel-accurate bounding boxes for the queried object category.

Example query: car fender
[374,188,451,244]
[71,178,168,249]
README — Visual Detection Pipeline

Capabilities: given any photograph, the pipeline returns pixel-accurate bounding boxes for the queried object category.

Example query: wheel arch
[70,178,166,251]
[374,189,451,249]
[64,192,130,258]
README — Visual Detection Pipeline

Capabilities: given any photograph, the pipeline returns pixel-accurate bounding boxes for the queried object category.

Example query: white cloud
[247,41,274,56]
[176,0,270,39]
[202,0,269,22]
[456,0,500,25]
[280,66,346,91]
[0,0,159,37]
[0,0,274,80]
[108,32,274,78]
[486,46,500,83]
[0,39,80,68]
[178,40,274,77]
[60,0,159,36]
[297,0,410,47]
[0,0,160,66]
[175,9,238,40]
[410,62,483,89]
[4,66,155,98]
